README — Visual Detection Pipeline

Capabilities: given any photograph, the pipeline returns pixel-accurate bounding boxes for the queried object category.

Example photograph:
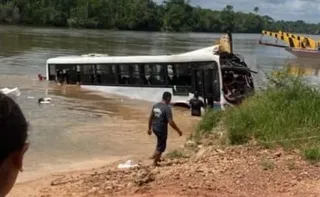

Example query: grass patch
[166,150,188,159]
[191,109,222,143]
[224,69,320,149]
[304,148,320,163]
[193,67,320,162]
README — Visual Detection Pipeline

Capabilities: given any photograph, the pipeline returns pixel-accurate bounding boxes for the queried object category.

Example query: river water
[0,26,318,183]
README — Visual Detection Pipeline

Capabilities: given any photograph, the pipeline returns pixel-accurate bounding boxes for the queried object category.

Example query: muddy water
[3,75,198,183]
[1,26,318,183]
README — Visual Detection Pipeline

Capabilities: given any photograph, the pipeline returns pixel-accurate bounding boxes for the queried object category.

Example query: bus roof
[46,45,220,65]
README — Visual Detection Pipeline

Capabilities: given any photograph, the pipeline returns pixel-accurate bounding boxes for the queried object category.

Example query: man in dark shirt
[189,91,205,117]
[148,92,183,167]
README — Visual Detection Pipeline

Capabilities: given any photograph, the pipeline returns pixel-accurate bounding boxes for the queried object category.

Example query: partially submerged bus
[45,34,255,110]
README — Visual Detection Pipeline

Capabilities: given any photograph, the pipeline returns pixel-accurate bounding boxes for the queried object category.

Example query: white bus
[46,35,255,110]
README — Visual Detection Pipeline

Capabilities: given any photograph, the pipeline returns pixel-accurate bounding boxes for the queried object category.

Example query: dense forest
[0,0,319,34]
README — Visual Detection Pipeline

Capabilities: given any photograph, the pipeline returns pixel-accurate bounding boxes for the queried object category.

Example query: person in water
[148,92,183,166]
[0,93,29,197]
[189,91,205,117]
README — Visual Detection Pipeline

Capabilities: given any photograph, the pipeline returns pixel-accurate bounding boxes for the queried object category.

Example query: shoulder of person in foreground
[0,93,29,197]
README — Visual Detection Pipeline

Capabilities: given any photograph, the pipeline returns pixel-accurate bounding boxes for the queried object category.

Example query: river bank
[9,144,320,197]
[8,71,320,197]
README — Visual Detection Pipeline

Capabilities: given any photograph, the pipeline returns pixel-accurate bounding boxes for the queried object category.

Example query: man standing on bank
[189,91,205,117]
[148,92,183,167]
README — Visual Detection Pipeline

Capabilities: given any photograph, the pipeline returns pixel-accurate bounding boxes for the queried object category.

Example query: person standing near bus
[148,92,183,167]
[189,91,205,117]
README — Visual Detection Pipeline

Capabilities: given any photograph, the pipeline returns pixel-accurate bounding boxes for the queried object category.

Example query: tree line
[0,0,319,34]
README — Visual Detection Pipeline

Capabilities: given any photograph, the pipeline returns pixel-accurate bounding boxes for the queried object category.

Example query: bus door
[193,67,220,108]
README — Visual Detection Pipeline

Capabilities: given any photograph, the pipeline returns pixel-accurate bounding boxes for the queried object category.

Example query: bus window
[96,65,102,84]
[144,64,166,86]
[83,65,92,74]
[153,64,166,85]
[76,65,81,84]
[130,64,141,85]
[174,63,192,86]
[119,65,130,84]
[67,65,77,84]
[80,64,95,85]
[167,65,174,85]
[144,65,151,85]
[99,64,116,84]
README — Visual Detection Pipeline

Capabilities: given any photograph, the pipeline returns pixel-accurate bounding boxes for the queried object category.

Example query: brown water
[0,26,319,182]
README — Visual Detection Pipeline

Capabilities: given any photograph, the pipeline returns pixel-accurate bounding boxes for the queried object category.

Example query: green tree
[0,0,319,34]
[220,4,235,32]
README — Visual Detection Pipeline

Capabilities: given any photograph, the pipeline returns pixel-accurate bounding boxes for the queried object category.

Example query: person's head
[162,92,172,104]
[0,93,29,197]
[194,91,199,99]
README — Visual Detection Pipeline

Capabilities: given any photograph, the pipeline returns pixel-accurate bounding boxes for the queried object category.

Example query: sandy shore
[9,145,320,197]
[9,157,140,197]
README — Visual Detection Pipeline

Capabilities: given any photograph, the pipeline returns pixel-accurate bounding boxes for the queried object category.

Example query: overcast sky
[154,0,320,23]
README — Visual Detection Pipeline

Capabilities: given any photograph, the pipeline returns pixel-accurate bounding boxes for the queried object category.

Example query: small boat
[259,30,320,59]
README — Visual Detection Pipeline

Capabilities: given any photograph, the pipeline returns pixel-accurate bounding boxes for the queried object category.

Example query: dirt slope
[11,146,320,197]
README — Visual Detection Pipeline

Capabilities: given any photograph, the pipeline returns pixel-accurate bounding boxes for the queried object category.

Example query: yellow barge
[259,30,320,58]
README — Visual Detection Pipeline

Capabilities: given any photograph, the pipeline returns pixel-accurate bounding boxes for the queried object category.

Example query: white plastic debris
[117,160,138,169]
[44,97,52,101]
[38,97,52,104]
[0,87,21,96]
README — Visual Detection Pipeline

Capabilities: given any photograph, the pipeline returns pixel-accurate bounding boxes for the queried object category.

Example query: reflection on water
[270,58,320,86]
[287,66,320,77]
[286,58,320,78]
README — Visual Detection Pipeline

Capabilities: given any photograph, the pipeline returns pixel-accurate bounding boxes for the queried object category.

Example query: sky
[154,0,320,23]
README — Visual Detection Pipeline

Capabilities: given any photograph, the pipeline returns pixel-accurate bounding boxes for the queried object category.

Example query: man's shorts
[153,129,168,153]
